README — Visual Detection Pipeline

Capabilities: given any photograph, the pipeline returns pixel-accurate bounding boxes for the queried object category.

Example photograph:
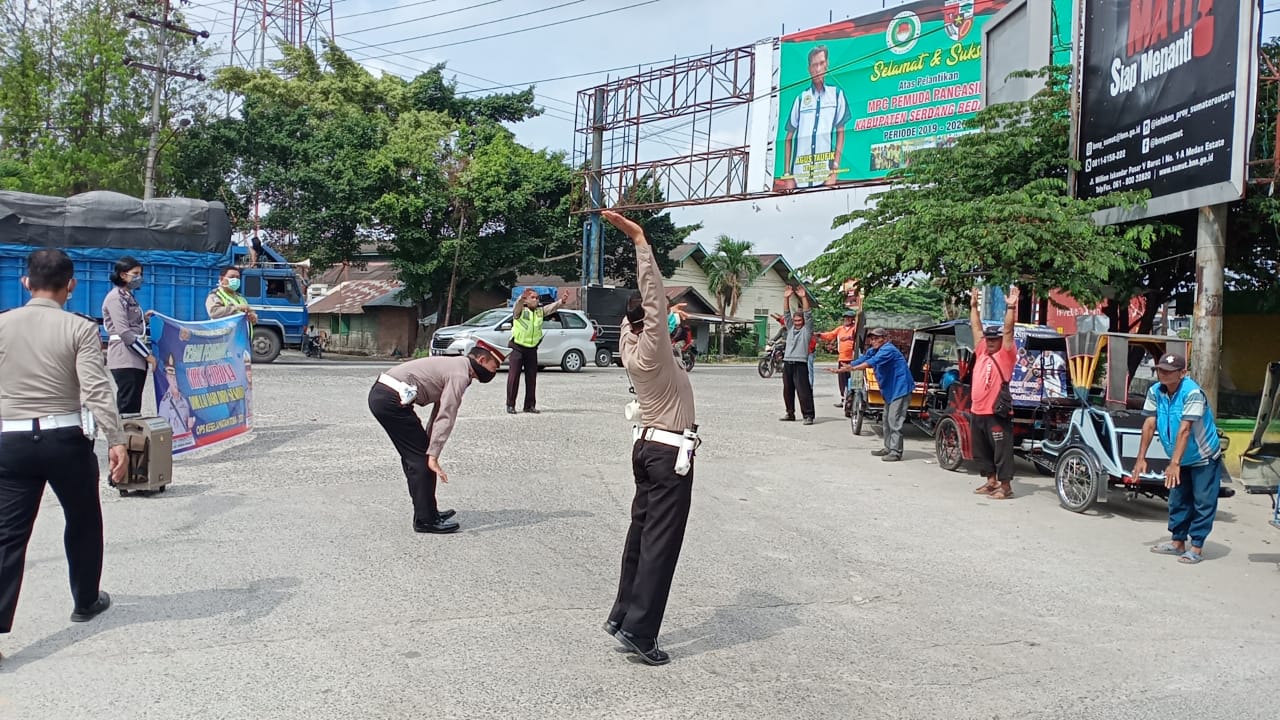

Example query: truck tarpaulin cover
[0,190,231,254]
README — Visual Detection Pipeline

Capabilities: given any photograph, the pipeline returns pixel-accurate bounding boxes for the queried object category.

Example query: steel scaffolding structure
[572,45,758,213]
[1249,48,1280,188]
[230,0,335,69]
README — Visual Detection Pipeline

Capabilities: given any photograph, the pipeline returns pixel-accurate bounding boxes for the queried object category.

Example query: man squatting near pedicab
[1134,353,1225,565]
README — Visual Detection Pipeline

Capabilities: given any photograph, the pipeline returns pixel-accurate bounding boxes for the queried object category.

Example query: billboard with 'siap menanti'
[1074,0,1259,222]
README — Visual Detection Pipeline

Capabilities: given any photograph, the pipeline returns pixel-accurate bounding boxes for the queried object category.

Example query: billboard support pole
[587,88,606,287]
[1190,203,1227,409]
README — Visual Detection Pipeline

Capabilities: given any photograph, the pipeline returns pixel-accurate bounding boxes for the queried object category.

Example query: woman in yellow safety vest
[206,266,258,326]
[505,288,565,414]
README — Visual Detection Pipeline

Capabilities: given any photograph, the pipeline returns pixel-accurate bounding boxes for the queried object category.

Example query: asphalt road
[3,361,1278,719]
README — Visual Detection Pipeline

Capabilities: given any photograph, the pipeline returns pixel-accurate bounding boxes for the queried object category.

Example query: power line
[336,0,445,22]
[357,0,663,58]
[339,0,514,38]
[453,52,706,95]
[347,0,591,55]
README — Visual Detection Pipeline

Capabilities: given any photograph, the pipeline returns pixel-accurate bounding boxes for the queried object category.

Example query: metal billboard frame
[979,0,1054,108]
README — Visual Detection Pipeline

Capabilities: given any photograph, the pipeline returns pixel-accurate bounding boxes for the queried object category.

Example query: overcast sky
[180,0,1278,267]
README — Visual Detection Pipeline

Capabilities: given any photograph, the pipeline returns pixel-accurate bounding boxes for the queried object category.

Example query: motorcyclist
[668,302,693,353]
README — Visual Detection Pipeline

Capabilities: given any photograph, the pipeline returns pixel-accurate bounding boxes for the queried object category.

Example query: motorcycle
[302,329,324,359]
[757,339,785,379]
[677,344,696,372]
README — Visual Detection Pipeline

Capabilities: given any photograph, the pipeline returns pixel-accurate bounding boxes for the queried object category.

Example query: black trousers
[608,439,693,639]
[368,385,441,523]
[506,343,539,410]
[111,368,147,416]
[0,426,103,633]
[836,361,850,397]
[971,413,1015,482]
[782,360,815,420]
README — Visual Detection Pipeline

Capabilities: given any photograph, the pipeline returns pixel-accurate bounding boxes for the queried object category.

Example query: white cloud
[671,186,875,268]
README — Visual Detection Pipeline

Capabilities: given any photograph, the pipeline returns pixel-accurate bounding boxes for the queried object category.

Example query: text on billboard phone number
[1088,140,1224,194]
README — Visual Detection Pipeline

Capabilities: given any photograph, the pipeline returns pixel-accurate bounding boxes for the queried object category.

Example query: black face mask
[469,357,496,383]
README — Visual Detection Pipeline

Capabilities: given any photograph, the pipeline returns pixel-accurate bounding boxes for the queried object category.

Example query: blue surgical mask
[227,278,241,292]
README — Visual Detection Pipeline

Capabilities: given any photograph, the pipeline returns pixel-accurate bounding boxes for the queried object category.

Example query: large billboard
[771,0,1013,191]
[1074,0,1258,222]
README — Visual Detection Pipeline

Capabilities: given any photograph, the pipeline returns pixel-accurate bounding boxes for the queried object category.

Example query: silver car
[429,307,599,373]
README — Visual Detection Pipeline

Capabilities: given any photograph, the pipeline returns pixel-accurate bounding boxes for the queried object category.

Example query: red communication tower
[230,0,335,68]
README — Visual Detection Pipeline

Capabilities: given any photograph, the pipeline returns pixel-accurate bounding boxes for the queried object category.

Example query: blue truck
[0,190,308,363]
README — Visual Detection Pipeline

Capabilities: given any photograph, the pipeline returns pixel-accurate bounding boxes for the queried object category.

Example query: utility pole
[1190,203,1227,409]
[126,1,208,199]
[584,87,606,287]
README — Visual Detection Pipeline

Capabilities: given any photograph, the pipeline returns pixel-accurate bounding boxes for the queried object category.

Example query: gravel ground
[3,358,1278,720]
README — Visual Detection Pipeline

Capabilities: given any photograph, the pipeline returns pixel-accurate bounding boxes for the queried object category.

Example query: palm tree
[702,235,762,356]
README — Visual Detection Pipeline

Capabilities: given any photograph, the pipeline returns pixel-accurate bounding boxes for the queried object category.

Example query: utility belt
[632,424,701,476]
[0,410,94,438]
[377,373,418,406]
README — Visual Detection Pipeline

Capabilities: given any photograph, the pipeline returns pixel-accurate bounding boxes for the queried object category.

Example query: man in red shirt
[970,285,1020,500]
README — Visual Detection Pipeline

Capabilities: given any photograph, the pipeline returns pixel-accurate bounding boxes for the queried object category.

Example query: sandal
[987,488,1014,500]
[1177,550,1203,564]
[1150,542,1184,556]
[973,484,998,495]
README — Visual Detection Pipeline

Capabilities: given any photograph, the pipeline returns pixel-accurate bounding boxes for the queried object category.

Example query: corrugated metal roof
[363,286,416,308]
[307,279,402,315]
[316,260,400,286]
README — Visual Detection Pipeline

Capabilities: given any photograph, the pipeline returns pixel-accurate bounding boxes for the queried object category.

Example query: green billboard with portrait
[772,0,1014,190]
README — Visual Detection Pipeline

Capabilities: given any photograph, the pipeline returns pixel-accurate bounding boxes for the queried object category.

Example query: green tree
[191,42,580,325]
[702,235,762,355]
[0,0,210,196]
[805,67,1157,308]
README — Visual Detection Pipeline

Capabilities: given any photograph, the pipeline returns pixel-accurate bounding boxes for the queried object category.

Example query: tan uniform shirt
[206,287,249,319]
[102,286,149,371]
[385,356,474,458]
[620,244,696,433]
[0,298,126,445]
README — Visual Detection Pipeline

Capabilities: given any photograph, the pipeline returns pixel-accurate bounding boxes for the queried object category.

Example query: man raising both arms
[600,209,698,667]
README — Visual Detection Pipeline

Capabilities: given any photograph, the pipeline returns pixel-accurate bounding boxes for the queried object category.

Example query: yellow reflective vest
[511,306,544,348]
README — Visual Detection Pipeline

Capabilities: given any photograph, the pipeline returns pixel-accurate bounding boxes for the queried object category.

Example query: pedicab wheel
[1054,447,1100,513]
[849,392,864,436]
[934,417,963,471]
[758,357,775,379]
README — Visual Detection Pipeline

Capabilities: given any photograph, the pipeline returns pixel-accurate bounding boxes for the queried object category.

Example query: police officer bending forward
[600,210,698,666]
[0,250,128,663]
[368,339,506,534]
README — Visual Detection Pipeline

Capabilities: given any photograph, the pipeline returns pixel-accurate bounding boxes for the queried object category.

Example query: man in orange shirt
[816,309,863,406]
[970,285,1020,501]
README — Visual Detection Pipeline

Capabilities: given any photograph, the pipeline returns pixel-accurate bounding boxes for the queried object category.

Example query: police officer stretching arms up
[600,210,698,666]
[0,250,128,663]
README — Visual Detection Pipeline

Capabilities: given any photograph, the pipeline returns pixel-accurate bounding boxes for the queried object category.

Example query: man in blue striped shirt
[1133,353,1223,565]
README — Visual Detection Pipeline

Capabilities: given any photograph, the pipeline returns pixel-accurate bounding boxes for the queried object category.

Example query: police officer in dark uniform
[0,249,128,663]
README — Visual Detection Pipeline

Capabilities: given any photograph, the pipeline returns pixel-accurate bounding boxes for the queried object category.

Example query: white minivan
[429,307,602,372]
